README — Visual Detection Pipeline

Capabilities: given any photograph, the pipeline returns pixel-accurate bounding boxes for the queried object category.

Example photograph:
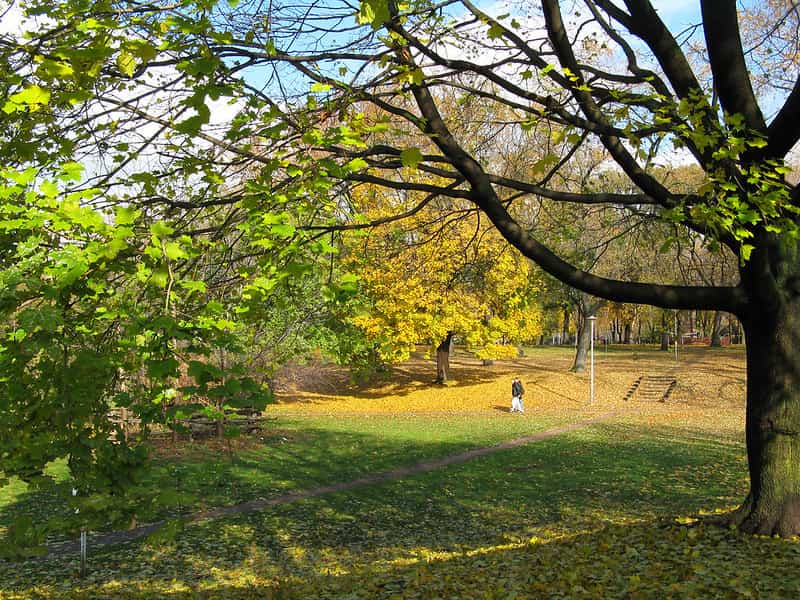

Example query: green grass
[0,414,568,539]
[3,346,794,598]
[1,416,774,598]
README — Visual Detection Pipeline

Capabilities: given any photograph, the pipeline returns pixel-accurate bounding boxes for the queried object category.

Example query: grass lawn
[4,344,799,598]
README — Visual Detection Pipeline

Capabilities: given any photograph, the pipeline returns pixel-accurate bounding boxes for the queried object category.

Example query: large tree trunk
[623,322,632,344]
[435,332,454,384]
[710,310,723,347]
[730,304,800,536]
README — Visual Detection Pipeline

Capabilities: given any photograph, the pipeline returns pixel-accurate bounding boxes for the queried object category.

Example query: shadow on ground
[58,518,793,599]
[273,345,746,405]
[0,419,756,597]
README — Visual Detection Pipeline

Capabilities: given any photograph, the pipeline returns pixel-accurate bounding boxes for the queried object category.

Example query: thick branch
[389,19,745,313]
[541,0,673,203]
[485,174,657,205]
[622,0,703,98]
[346,172,472,199]
[767,77,800,159]
[330,144,658,206]
[477,199,748,312]
[700,0,766,133]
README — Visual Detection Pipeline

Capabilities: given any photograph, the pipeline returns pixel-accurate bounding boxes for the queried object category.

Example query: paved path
[36,410,619,560]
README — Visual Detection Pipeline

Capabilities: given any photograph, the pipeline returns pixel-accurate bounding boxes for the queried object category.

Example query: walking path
[36,410,620,560]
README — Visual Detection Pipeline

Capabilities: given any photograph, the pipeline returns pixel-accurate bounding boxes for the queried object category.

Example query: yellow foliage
[343,183,543,363]
[473,343,519,360]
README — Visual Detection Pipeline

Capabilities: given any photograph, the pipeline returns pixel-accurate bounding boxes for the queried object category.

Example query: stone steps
[624,375,677,402]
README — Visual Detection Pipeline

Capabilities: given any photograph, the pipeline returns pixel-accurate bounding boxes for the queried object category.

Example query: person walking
[511,378,525,413]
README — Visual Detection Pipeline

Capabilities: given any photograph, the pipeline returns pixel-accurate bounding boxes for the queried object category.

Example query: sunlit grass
[4,344,788,599]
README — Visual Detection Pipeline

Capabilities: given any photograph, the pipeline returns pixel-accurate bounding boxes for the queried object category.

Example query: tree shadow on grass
[275,348,578,403]
[104,517,794,598]
[0,425,487,549]
[276,345,746,405]
[189,517,793,598]
[0,420,753,595]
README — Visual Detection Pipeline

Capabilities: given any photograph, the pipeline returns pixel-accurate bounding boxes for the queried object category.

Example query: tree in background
[342,183,542,382]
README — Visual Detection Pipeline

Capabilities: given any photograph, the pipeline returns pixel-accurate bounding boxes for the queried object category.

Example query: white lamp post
[588,315,596,404]
[674,314,679,361]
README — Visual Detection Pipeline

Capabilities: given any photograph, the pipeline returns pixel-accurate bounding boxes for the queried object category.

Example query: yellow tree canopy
[343,184,542,363]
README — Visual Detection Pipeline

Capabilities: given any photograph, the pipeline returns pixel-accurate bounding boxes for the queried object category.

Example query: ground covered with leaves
[3,345,798,598]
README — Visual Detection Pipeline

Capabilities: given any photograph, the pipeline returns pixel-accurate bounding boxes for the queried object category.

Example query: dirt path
[36,410,619,560]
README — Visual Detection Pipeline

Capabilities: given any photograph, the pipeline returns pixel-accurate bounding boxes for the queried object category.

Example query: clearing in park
[2,345,800,598]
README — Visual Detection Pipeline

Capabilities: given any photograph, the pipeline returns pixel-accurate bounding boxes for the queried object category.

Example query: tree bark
[700,311,710,338]
[659,332,670,351]
[623,322,632,344]
[710,310,723,347]
[570,316,592,373]
[659,312,670,351]
[435,332,454,384]
[730,300,800,536]
[571,297,602,372]
[561,307,570,344]
[731,315,742,344]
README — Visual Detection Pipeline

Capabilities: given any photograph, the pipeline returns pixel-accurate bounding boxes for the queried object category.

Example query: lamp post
[674,314,679,361]
[588,315,596,404]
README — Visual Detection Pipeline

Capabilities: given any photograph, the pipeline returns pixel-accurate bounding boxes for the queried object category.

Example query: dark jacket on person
[512,380,524,397]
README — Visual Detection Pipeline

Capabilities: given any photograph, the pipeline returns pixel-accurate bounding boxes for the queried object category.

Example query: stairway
[624,375,677,402]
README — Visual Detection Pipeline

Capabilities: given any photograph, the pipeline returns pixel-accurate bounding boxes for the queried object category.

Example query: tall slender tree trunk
[435,332,454,384]
[701,311,711,338]
[732,316,743,344]
[623,322,632,344]
[710,310,723,347]
[571,298,602,372]
[570,296,603,372]
[561,307,570,345]
[570,316,592,373]
[659,332,670,351]
[731,301,800,535]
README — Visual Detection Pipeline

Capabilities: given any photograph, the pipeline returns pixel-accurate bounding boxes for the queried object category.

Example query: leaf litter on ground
[3,345,796,598]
